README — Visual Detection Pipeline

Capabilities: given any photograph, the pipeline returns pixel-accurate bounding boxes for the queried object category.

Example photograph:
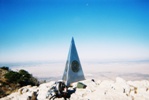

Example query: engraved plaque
[71,60,80,72]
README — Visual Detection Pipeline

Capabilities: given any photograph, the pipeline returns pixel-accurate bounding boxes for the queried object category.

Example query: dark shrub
[4,71,21,83]
[0,66,9,71]
[4,69,39,86]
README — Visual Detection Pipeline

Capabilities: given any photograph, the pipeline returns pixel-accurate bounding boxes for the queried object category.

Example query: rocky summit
[1,77,149,100]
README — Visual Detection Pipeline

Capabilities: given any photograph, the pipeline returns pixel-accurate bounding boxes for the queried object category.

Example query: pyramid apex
[71,37,74,43]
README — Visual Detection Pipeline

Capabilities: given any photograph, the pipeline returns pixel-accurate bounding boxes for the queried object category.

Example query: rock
[31,92,38,100]
[0,82,2,86]
[37,81,55,100]
[1,78,149,100]
[111,77,130,94]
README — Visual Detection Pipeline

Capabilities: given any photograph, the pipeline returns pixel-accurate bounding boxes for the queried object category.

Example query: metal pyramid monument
[62,37,85,86]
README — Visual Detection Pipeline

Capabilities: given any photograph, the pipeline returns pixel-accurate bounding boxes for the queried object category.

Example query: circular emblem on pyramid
[71,60,80,72]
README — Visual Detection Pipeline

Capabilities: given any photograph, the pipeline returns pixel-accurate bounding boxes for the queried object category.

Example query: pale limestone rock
[127,80,149,89]
[127,80,149,100]
[1,78,149,100]
[111,77,130,94]
[37,81,55,100]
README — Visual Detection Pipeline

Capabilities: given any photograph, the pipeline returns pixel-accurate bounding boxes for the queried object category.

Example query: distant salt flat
[4,61,149,81]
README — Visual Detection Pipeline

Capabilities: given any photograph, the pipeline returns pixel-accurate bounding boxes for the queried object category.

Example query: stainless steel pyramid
[62,37,85,86]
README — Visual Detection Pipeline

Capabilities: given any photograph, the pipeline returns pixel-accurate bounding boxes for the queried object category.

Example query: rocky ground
[1,77,149,100]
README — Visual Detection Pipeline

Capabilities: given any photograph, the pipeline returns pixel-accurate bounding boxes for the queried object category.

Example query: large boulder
[127,80,149,100]
[37,81,55,100]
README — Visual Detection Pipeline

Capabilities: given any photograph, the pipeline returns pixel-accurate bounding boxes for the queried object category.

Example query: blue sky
[0,0,149,63]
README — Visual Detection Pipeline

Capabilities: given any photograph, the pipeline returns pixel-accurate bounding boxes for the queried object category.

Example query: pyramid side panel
[62,43,71,84]
[67,60,85,85]
[62,61,68,81]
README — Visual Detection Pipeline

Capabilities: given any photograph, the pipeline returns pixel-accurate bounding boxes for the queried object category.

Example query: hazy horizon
[0,60,149,81]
